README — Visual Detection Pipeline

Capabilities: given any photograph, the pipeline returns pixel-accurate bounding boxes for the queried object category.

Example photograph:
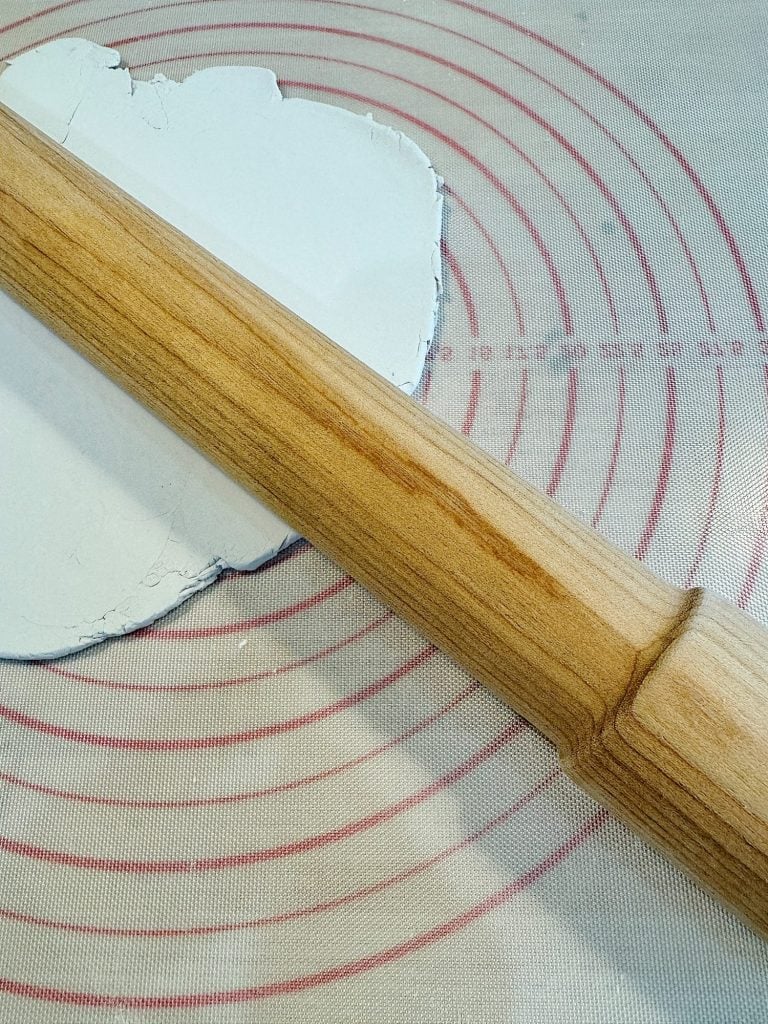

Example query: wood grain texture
[1,102,768,933]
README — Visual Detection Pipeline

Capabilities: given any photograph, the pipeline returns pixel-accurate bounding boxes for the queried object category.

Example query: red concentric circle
[0,2,765,1011]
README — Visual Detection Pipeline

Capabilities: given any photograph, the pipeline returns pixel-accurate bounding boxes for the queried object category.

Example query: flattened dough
[0,39,442,659]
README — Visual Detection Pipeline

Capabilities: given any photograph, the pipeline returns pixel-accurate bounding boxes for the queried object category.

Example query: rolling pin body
[1,103,768,931]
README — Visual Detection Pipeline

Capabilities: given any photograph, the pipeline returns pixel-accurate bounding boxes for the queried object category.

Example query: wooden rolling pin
[2,101,768,934]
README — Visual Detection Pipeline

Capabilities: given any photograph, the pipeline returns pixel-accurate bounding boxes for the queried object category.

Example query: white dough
[0,39,442,659]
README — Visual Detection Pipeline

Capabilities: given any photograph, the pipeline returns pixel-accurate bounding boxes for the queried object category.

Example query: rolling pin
[1,101,768,935]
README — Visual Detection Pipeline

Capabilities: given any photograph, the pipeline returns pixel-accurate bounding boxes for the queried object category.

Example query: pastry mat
[1,1,768,1020]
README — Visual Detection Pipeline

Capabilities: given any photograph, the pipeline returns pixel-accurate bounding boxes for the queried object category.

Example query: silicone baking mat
[2,1,768,1020]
